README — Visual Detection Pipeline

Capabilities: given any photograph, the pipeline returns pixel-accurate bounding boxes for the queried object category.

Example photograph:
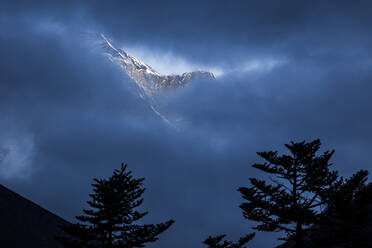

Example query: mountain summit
[100,34,215,125]
[100,34,215,96]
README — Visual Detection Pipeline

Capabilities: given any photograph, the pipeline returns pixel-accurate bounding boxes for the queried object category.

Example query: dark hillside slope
[0,184,68,248]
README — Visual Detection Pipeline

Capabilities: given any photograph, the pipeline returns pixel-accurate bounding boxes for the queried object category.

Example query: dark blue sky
[1,1,372,247]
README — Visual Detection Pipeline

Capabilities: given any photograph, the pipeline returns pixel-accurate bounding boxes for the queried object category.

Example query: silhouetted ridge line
[0,184,68,248]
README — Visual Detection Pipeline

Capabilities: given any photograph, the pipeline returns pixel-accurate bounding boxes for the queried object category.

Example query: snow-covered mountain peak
[99,34,215,126]
[100,34,214,93]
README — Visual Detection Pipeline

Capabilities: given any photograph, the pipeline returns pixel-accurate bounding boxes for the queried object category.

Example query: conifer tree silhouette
[203,233,255,248]
[238,139,339,248]
[57,163,174,248]
[316,170,372,247]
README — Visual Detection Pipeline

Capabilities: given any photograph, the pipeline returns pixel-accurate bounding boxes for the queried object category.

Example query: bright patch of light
[208,67,225,77]
[123,46,202,75]
[121,45,285,78]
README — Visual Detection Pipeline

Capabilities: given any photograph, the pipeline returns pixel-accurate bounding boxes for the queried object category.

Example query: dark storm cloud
[3,0,372,64]
[1,1,372,247]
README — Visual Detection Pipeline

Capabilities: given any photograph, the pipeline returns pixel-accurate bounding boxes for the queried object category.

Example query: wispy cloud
[212,58,287,77]
[0,135,34,179]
